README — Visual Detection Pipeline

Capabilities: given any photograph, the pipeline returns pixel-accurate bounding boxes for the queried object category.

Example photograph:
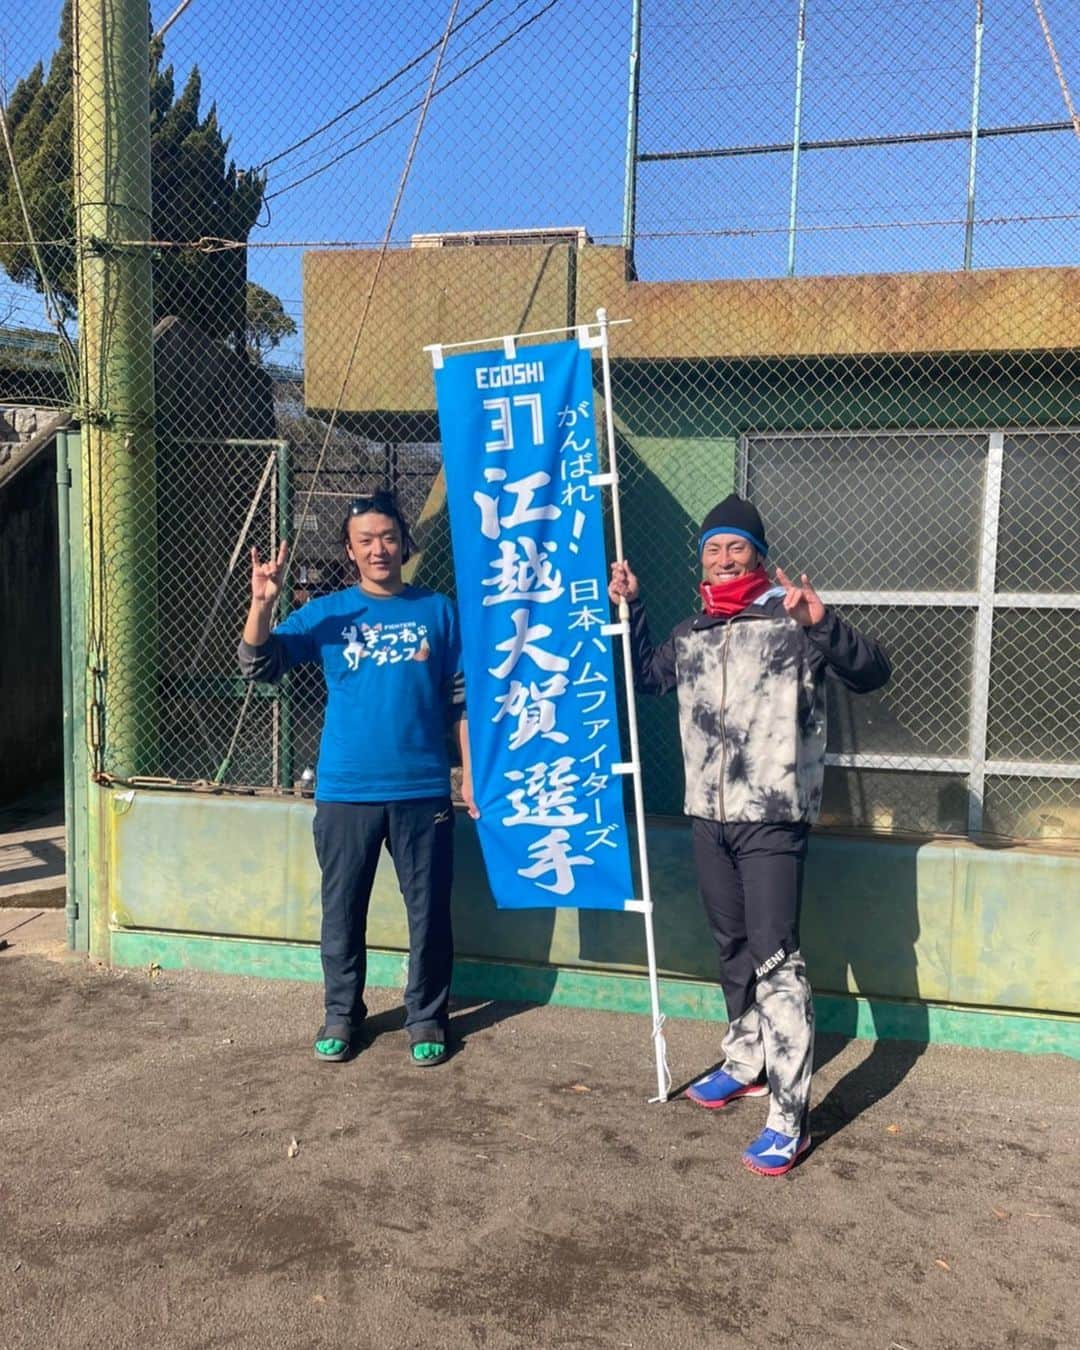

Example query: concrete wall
[303,244,576,414]
[0,443,62,804]
[303,245,1080,414]
[577,249,1080,359]
[104,791,1080,1031]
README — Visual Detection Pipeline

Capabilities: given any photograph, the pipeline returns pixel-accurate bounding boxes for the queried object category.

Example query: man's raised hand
[775,566,825,627]
[251,540,289,605]
[608,559,640,604]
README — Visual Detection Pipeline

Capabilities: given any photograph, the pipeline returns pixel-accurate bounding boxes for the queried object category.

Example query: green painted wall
[109,928,1079,1059]
[106,791,1080,1027]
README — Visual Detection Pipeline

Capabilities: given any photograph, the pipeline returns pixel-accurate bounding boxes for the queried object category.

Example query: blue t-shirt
[272,585,462,803]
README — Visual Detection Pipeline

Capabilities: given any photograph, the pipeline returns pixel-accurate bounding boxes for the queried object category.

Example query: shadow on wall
[804,831,928,1143]
[444,816,719,1006]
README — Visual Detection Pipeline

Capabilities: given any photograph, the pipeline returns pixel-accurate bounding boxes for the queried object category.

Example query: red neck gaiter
[699,565,772,617]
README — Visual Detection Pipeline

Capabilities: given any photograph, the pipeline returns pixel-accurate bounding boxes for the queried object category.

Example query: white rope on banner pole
[593,307,672,1105]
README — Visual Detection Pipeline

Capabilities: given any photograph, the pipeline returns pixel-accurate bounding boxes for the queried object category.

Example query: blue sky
[2,0,1077,367]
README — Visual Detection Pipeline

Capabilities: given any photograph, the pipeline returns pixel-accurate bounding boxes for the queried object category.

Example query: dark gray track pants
[313,798,454,1042]
[693,818,814,1136]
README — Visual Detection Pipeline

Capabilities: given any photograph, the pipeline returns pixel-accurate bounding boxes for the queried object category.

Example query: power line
[264,0,545,189]
[287,1,460,563]
[36,206,1074,256]
[1032,0,1080,140]
[265,0,561,203]
[255,0,501,172]
[269,0,538,183]
[218,0,467,781]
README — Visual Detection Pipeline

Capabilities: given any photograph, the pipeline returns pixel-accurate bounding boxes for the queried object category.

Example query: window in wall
[740,428,1080,840]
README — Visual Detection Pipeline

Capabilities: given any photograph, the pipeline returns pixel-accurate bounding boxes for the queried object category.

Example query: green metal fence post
[73,0,157,780]
[69,430,91,951]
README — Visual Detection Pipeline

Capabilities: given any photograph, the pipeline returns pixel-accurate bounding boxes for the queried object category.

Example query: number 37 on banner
[481,393,543,452]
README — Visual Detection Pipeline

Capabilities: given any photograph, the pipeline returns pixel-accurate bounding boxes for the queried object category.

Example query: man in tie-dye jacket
[609,494,890,1175]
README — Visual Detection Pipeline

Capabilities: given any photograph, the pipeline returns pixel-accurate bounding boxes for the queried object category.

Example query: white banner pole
[594,306,671,1104]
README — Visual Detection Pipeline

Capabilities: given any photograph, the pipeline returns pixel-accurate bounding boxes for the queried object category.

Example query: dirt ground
[1,910,1076,1350]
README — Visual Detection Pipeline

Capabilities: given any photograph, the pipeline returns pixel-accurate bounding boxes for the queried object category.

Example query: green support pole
[68,431,92,952]
[73,0,157,781]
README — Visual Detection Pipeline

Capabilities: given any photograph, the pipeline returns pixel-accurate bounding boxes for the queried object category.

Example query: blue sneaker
[686,1068,768,1111]
[741,1126,811,1176]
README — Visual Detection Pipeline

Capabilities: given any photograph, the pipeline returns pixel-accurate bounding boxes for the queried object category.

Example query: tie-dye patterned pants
[692,819,814,1137]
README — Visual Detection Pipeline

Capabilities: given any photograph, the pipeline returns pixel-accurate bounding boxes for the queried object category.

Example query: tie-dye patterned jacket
[628,592,891,824]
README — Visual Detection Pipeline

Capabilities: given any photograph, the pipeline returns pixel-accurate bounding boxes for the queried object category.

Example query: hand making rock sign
[244,542,290,649]
[250,539,289,605]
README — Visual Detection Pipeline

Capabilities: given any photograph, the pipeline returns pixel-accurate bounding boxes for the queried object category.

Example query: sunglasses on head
[347,492,397,517]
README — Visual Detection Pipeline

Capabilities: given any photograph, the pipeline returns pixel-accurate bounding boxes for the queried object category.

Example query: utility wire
[265,0,560,202]
[289,0,464,547]
[4,209,1079,263]
[218,1,466,772]
[1032,0,1080,140]
[4,208,1079,260]
[256,0,500,172]
[272,0,537,182]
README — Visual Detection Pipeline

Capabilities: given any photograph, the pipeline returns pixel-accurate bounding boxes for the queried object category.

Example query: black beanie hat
[699,494,768,557]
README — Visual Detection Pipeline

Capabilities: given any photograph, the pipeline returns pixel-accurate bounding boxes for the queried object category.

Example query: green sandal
[410,1037,447,1067]
[314,1023,352,1062]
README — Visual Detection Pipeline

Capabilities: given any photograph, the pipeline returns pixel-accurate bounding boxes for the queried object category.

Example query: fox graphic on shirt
[341,621,431,671]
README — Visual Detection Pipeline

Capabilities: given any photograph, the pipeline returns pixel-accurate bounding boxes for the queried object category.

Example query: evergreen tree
[0,2,268,345]
[245,282,297,363]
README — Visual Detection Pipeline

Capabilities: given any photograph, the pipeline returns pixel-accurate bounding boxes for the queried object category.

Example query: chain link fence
[1,0,1077,839]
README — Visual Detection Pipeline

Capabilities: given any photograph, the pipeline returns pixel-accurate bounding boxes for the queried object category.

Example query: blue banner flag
[434,338,634,910]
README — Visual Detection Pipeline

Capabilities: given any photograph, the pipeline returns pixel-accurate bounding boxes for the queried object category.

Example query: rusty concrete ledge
[303,243,1080,416]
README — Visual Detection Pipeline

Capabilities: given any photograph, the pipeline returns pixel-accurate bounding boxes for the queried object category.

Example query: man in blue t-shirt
[239,490,475,1067]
